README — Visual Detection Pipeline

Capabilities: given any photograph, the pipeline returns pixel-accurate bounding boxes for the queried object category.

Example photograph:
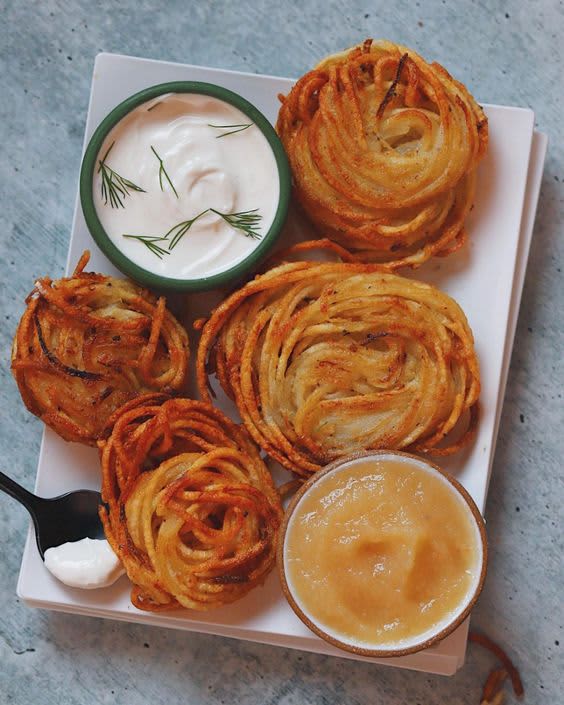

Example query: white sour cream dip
[93,93,280,279]
[44,538,125,589]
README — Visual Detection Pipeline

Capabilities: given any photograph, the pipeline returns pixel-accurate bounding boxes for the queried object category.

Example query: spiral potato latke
[11,251,189,445]
[197,261,480,477]
[276,39,488,268]
[99,394,282,611]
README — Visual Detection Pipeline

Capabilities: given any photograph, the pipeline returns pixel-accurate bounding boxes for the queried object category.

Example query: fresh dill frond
[98,142,145,208]
[122,207,262,259]
[122,235,170,259]
[167,210,210,250]
[210,208,262,239]
[121,211,207,257]
[150,145,179,199]
[208,123,253,138]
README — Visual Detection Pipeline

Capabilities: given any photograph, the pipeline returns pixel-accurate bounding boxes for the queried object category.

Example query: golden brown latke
[276,39,488,268]
[197,261,480,477]
[11,251,189,445]
[99,394,282,611]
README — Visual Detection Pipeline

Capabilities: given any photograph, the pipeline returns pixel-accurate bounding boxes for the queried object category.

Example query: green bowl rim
[79,80,291,292]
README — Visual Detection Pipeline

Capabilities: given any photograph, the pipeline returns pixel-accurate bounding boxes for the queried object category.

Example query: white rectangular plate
[17,53,547,676]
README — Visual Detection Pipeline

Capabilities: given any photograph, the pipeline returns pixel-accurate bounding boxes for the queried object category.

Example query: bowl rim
[79,80,291,292]
[277,449,488,658]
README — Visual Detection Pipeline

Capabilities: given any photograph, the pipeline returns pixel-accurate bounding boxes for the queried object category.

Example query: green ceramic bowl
[79,81,291,292]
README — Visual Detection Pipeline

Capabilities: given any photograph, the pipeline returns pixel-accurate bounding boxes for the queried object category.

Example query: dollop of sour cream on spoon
[44,538,125,589]
[93,92,280,279]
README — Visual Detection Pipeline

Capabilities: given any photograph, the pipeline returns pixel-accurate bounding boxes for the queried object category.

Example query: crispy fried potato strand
[197,261,480,477]
[11,251,189,445]
[276,39,488,269]
[469,631,525,703]
[99,394,282,611]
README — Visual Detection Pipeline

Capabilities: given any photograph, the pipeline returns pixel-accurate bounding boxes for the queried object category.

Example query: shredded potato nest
[11,251,189,445]
[99,394,282,611]
[276,39,488,268]
[196,261,480,477]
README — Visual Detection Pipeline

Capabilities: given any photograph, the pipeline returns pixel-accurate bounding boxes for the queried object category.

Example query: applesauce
[282,454,485,652]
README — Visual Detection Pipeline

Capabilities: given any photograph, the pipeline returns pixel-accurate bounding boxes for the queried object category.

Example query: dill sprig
[122,208,263,258]
[122,235,170,259]
[210,208,262,239]
[167,210,210,250]
[150,145,179,199]
[208,122,252,138]
[98,142,145,208]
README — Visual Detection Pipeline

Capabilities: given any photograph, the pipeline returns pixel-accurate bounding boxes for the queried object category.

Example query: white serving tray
[17,53,547,676]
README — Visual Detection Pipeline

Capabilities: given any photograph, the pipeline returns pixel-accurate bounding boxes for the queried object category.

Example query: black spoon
[0,470,104,558]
